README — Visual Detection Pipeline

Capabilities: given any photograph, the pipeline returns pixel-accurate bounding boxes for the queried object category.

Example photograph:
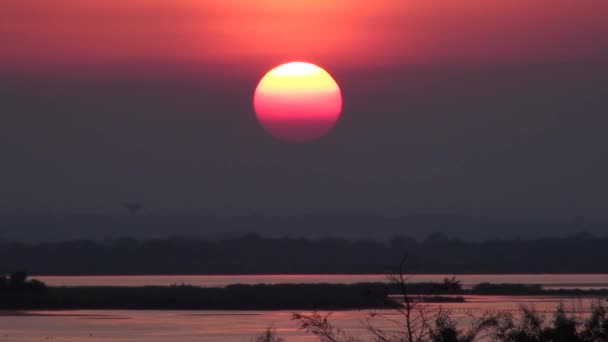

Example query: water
[0,296,601,341]
[3,274,607,341]
[35,274,608,290]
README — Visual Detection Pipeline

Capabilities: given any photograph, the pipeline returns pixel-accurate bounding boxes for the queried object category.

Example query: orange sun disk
[254,62,342,142]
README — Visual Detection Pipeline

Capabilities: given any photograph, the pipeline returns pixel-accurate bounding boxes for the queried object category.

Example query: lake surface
[4,274,607,341]
[35,274,608,289]
[1,296,602,341]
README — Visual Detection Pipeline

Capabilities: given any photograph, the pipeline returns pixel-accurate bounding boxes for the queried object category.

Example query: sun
[253,62,342,142]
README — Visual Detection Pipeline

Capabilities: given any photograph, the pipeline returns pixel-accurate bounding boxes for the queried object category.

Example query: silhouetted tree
[0,271,47,292]
[441,276,462,293]
[293,259,494,342]
[0,275,7,290]
[580,300,608,341]
[9,271,28,290]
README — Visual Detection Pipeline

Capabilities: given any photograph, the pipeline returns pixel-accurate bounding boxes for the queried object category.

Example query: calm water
[36,274,608,289]
[0,296,601,341]
[3,275,607,341]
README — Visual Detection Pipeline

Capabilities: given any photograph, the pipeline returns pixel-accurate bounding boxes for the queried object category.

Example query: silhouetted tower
[125,202,142,216]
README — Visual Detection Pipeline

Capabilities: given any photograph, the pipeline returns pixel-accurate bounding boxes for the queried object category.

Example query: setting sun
[253,62,342,142]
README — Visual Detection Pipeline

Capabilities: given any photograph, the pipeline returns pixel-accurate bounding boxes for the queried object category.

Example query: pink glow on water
[0,296,602,342]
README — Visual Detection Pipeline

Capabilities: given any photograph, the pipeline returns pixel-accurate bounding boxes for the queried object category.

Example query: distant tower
[125,202,142,216]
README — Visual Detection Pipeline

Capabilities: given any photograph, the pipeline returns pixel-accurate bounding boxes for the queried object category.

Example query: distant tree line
[2,214,606,243]
[1,232,607,274]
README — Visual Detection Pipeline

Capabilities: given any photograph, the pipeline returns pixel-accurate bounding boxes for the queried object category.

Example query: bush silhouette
[0,271,47,292]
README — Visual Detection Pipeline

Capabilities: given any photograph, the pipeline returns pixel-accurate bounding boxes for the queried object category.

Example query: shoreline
[1,282,607,311]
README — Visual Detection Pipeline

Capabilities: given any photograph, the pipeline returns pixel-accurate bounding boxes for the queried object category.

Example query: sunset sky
[1,1,608,217]
[3,1,607,74]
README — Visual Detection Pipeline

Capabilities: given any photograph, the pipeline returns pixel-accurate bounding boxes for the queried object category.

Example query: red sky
[1,1,608,218]
[2,1,607,75]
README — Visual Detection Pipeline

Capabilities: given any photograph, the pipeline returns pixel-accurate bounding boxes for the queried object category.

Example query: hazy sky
[1,1,608,217]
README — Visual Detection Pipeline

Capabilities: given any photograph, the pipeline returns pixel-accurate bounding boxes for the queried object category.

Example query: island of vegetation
[1,272,607,311]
